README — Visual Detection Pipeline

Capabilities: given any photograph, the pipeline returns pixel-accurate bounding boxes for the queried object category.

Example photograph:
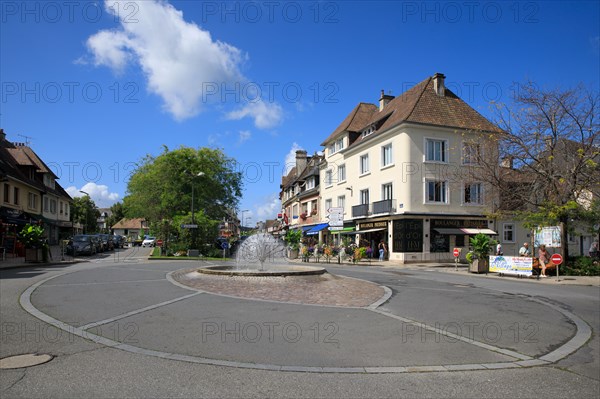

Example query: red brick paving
[172,269,385,307]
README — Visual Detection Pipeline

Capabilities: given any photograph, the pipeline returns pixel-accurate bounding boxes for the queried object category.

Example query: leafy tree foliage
[71,196,100,234]
[106,202,125,231]
[123,146,243,242]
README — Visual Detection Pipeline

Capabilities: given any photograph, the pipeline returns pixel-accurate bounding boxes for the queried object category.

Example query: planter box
[469,259,488,273]
[25,248,43,262]
[288,249,299,259]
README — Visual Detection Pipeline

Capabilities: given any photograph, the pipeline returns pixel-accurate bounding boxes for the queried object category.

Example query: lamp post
[188,172,205,250]
[79,191,90,234]
[240,209,249,235]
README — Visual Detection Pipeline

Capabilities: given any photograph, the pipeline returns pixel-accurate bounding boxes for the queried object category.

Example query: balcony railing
[352,204,370,218]
[372,199,396,214]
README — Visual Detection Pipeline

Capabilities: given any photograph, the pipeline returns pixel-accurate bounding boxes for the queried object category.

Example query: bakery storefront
[356,220,388,252]
[429,218,497,256]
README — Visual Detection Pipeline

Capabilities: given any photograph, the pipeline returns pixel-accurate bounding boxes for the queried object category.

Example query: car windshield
[73,235,89,242]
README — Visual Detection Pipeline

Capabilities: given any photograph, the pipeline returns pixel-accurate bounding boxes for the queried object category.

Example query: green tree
[106,202,125,231]
[123,146,243,243]
[71,196,100,234]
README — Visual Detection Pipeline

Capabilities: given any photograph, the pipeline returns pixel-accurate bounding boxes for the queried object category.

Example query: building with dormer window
[319,73,504,262]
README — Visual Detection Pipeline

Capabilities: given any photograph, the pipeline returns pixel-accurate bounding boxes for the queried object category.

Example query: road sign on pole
[550,253,563,265]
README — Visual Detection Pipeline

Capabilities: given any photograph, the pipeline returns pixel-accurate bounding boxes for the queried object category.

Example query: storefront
[357,220,389,256]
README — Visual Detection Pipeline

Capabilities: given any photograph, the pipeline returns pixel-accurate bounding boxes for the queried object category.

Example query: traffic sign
[328,226,343,231]
[550,253,563,265]
[181,224,198,228]
[453,248,460,257]
[327,207,343,214]
[156,240,163,247]
[328,221,343,227]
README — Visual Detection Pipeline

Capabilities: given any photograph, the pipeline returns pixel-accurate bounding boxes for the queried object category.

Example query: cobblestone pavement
[172,268,385,307]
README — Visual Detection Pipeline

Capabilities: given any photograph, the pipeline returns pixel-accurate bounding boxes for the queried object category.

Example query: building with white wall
[319,73,504,262]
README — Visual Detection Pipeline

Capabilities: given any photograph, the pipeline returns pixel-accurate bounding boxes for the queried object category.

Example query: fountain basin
[198,265,326,277]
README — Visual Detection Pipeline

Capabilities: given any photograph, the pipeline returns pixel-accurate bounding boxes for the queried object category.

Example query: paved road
[1,248,598,398]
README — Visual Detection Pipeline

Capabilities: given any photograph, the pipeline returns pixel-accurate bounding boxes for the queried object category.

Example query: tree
[105,202,125,231]
[123,145,243,240]
[71,196,100,234]
[475,82,600,260]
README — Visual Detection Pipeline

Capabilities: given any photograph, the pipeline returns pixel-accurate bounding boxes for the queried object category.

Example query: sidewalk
[0,245,78,270]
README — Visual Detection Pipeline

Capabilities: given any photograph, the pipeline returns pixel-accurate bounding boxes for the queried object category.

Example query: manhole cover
[0,354,53,369]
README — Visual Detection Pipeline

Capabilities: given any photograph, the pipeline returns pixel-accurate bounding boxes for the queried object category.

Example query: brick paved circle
[171,268,386,307]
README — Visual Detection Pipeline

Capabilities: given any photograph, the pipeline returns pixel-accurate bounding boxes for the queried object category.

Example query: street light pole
[188,172,204,250]
[240,209,249,236]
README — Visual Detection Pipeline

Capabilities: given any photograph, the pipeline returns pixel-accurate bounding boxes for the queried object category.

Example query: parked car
[98,234,115,251]
[112,234,124,249]
[67,235,97,256]
[142,236,156,247]
[91,235,104,252]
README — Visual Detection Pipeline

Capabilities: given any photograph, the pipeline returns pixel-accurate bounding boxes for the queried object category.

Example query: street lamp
[240,209,249,234]
[79,191,90,234]
[188,172,205,250]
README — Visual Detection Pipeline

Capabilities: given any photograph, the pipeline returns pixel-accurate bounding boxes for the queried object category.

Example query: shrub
[563,256,600,276]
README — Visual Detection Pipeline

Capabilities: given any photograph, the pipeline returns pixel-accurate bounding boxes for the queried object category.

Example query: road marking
[41,279,169,287]
[80,291,203,331]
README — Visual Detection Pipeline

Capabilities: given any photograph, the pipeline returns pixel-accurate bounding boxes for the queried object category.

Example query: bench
[532,257,557,277]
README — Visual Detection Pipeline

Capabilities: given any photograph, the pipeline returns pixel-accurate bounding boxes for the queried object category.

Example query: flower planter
[25,248,43,262]
[469,258,488,273]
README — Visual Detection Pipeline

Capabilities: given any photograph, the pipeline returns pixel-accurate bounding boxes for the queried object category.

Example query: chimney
[0,129,5,141]
[432,73,446,97]
[295,150,308,176]
[379,90,394,111]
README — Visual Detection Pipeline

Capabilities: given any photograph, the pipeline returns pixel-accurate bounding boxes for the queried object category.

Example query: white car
[142,237,156,247]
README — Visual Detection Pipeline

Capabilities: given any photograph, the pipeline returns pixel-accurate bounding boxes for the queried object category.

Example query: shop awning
[357,228,386,234]
[330,227,356,235]
[306,223,329,235]
[301,225,314,233]
[461,228,498,235]
[434,228,498,235]
[434,228,465,235]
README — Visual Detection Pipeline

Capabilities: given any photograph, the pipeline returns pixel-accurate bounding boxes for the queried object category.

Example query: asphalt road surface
[1,247,598,398]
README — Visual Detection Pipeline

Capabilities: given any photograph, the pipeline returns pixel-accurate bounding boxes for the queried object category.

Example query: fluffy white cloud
[86,0,244,120]
[66,183,120,208]
[255,194,281,220]
[226,100,283,129]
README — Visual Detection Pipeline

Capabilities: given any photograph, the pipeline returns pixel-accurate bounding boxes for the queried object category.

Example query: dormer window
[306,177,315,190]
[362,125,375,137]
[329,138,345,155]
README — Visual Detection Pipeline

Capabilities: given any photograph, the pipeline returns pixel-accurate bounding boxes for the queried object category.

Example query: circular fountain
[198,233,325,276]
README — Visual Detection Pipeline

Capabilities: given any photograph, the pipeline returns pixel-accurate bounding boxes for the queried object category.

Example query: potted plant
[17,224,46,262]
[469,233,494,273]
[285,229,302,259]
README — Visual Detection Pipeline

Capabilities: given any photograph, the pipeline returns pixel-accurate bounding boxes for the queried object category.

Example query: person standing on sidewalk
[538,244,550,277]
[378,240,387,261]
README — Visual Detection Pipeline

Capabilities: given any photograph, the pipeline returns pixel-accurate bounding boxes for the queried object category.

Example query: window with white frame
[503,223,515,242]
[338,164,346,182]
[360,189,370,205]
[337,195,345,212]
[382,183,393,200]
[50,199,57,214]
[292,204,299,218]
[325,198,332,211]
[28,193,37,210]
[359,154,370,175]
[425,180,448,203]
[381,143,393,167]
[463,142,481,165]
[325,170,333,186]
[362,126,374,137]
[306,177,315,190]
[464,183,483,205]
[425,139,448,162]
[329,138,344,155]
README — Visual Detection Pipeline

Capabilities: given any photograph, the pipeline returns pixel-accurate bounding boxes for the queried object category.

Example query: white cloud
[226,100,284,129]
[238,130,251,145]
[283,142,304,175]
[66,182,120,208]
[255,194,281,220]
[86,0,244,120]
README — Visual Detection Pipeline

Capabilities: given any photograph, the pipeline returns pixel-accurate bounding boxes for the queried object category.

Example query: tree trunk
[559,220,569,261]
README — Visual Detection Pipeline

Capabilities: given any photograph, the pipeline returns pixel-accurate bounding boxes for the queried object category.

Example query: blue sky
[1,0,599,225]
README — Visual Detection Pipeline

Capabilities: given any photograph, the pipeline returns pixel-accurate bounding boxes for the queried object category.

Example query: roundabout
[16,259,592,374]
